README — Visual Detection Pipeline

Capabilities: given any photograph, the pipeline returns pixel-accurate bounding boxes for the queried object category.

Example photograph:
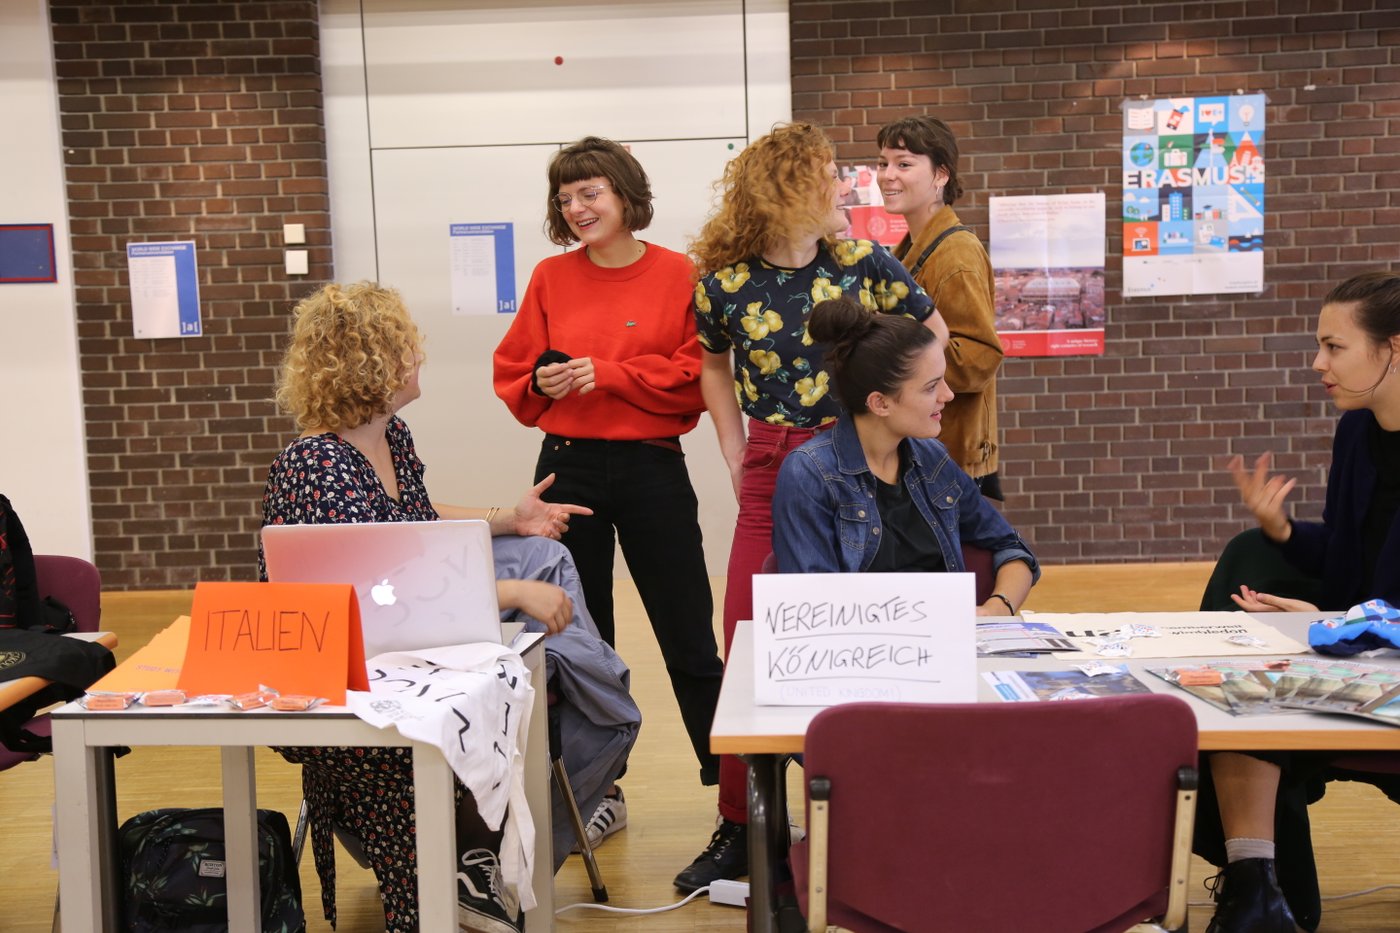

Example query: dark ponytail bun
[810,296,936,414]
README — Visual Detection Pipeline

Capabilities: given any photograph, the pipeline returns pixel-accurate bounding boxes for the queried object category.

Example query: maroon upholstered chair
[791,695,1199,933]
[0,555,102,773]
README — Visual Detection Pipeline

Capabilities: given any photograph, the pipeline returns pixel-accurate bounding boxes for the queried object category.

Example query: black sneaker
[673,819,748,892]
[457,847,522,933]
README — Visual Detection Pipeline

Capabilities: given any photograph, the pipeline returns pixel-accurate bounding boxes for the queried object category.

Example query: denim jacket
[772,415,1039,580]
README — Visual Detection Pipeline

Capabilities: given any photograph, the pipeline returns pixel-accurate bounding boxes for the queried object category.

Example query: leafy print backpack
[118,807,305,932]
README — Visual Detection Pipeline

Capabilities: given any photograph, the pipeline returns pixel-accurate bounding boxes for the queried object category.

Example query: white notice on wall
[448,223,517,315]
[127,240,201,338]
[751,572,977,707]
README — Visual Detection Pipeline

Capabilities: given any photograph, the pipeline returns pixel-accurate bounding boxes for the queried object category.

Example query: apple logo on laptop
[370,579,397,607]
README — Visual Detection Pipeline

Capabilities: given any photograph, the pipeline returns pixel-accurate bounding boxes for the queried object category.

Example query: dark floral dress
[259,417,454,931]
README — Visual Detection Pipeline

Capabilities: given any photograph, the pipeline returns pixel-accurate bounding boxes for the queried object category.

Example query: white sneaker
[573,788,626,852]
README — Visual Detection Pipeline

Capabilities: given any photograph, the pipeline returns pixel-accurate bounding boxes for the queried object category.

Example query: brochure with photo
[984,666,1152,703]
[1150,658,1400,725]
[975,619,1078,657]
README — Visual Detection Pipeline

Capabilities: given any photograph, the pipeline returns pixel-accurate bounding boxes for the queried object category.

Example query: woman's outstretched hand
[512,473,593,539]
[1229,585,1318,614]
[1227,453,1294,542]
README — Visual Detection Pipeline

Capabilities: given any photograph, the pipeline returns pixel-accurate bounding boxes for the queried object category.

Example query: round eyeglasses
[553,185,611,212]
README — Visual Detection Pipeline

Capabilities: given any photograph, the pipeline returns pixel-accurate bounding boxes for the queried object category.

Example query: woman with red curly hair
[680,123,944,892]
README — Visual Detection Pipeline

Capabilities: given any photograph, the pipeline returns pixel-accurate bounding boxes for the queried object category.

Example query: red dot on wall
[554,56,564,65]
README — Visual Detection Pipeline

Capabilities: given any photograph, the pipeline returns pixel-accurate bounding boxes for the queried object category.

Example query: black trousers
[535,435,723,784]
[1195,528,1400,931]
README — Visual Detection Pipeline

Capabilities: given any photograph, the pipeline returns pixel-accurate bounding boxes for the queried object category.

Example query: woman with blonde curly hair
[678,123,944,893]
[260,281,639,933]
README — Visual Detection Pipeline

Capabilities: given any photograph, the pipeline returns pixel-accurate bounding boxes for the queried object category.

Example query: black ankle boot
[1206,858,1299,933]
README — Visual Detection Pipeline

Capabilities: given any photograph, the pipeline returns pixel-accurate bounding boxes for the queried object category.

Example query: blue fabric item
[1308,598,1400,656]
[771,414,1039,579]
[1277,409,1400,608]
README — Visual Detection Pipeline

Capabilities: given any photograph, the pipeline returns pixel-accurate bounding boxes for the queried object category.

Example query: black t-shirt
[1362,419,1400,595]
[867,463,947,574]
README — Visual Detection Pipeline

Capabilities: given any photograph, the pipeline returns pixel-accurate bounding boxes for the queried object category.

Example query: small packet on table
[270,694,324,712]
[82,691,139,711]
[229,689,278,711]
[1088,637,1133,658]
[1077,661,1127,677]
[1175,669,1225,687]
[139,689,187,707]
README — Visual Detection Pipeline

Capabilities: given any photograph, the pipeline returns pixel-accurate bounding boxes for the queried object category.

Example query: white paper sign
[751,572,978,707]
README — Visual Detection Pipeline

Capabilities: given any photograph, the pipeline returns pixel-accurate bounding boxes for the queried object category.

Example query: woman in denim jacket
[773,297,1038,614]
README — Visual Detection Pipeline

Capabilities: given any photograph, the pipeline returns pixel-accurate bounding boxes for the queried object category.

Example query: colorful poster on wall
[1121,94,1265,298]
[990,193,1106,357]
[838,164,906,247]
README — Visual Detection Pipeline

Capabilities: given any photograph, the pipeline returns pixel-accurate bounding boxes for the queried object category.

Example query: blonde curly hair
[690,123,838,276]
[275,282,424,431]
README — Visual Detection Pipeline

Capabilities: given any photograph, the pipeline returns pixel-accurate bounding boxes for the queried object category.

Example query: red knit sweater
[493,244,704,440]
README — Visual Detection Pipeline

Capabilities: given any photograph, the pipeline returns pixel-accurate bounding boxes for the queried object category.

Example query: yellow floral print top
[693,240,932,427]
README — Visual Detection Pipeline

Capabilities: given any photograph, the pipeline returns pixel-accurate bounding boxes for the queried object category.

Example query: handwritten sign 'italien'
[752,572,978,707]
[177,582,369,704]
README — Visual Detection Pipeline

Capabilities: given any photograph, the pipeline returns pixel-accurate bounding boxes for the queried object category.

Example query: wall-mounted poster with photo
[838,164,906,247]
[990,193,1106,357]
[1121,94,1265,298]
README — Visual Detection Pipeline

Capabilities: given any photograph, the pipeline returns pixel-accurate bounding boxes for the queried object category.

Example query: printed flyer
[838,164,906,247]
[989,193,1106,357]
[1121,94,1266,298]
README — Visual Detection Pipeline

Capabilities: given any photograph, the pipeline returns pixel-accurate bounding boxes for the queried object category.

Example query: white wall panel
[321,1,791,576]
[369,139,741,574]
[369,144,562,515]
[363,0,749,148]
[0,0,92,560]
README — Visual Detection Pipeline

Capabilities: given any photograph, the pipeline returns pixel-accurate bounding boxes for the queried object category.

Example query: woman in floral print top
[674,123,944,894]
[259,281,595,933]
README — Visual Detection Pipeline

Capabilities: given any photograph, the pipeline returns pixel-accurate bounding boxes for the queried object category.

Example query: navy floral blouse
[257,415,448,932]
[258,416,437,579]
[693,239,933,428]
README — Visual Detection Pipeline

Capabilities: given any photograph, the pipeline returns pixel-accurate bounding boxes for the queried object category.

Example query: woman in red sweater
[493,137,723,853]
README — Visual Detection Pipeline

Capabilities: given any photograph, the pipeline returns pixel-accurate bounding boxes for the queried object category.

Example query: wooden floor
[5,563,1399,931]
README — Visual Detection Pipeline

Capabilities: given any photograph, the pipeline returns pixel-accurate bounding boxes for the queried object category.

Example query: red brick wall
[49,1,330,588]
[792,0,1400,563]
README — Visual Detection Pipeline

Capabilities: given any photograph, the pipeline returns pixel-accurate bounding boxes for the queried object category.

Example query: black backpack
[0,493,78,634]
[117,808,306,933]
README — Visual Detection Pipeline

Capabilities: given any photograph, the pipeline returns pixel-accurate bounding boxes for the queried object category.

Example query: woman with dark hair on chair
[1197,270,1400,933]
[771,297,1038,599]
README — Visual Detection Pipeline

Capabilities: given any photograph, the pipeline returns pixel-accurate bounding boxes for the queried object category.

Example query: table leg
[744,752,784,933]
[413,742,458,930]
[220,747,262,933]
[54,719,117,932]
[522,643,553,930]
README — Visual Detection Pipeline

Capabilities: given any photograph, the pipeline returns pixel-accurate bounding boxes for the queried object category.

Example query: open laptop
[261,519,503,658]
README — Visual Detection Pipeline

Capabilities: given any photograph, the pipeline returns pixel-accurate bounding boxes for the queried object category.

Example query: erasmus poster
[1121,94,1265,298]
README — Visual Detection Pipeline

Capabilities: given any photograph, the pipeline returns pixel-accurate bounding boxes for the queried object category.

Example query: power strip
[708,879,750,907]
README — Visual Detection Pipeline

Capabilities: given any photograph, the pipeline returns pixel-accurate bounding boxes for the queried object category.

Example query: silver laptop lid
[261,519,502,658]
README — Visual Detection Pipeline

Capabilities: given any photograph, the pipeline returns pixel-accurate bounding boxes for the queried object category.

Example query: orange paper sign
[177,582,368,704]
[89,615,191,693]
